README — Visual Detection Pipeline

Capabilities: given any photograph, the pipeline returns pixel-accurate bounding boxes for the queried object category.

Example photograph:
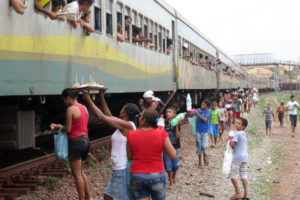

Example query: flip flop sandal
[243,198,250,200]
[230,196,243,200]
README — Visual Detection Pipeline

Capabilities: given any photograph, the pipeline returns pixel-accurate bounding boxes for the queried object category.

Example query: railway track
[0,136,112,200]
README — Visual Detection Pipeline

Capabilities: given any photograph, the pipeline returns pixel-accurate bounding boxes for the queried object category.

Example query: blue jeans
[131,173,166,200]
[196,132,208,155]
[106,169,129,200]
[163,149,179,172]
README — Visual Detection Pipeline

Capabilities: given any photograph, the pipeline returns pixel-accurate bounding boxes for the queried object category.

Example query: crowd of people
[10,0,174,53]
[49,87,264,200]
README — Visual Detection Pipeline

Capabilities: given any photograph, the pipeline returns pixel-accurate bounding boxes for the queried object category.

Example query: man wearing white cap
[139,90,161,114]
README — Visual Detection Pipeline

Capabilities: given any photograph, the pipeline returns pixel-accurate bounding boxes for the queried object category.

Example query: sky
[165,0,300,62]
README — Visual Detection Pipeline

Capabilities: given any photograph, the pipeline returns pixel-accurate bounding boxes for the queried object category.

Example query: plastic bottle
[186,93,192,111]
[157,115,165,130]
[170,113,186,127]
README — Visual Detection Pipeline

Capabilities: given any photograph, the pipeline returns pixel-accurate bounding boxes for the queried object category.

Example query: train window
[149,20,153,48]
[158,26,162,52]
[131,10,137,43]
[144,18,148,47]
[137,14,143,45]
[94,0,102,32]
[124,7,130,42]
[162,28,166,54]
[106,0,113,35]
[154,23,158,50]
[116,2,122,34]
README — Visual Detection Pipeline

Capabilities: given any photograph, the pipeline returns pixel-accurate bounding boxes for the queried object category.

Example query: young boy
[163,107,181,190]
[195,101,210,168]
[286,95,300,137]
[276,101,286,127]
[209,102,221,147]
[229,118,249,200]
[233,94,242,125]
[263,103,275,136]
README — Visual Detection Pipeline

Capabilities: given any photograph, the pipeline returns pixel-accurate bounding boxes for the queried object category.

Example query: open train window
[162,28,166,54]
[158,26,162,52]
[124,7,130,42]
[106,0,112,35]
[149,20,153,48]
[131,10,137,43]
[94,1,102,32]
[137,14,143,45]
[154,23,158,50]
[116,2,122,34]
[144,17,148,48]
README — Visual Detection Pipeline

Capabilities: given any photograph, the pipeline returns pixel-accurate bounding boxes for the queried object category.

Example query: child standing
[218,101,228,141]
[209,102,221,147]
[233,94,242,125]
[229,118,249,200]
[276,101,286,127]
[195,101,210,168]
[163,107,181,190]
[224,93,233,130]
[263,103,275,136]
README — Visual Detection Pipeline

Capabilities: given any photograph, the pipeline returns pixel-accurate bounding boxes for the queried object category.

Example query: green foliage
[88,153,97,169]
[97,146,110,160]
[37,178,45,186]
[65,162,72,173]
[46,176,61,190]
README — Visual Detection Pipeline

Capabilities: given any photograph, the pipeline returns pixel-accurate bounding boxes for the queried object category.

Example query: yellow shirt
[39,0,51,7]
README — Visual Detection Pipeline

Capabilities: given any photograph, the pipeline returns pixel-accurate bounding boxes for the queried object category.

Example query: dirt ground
[17,92,300,200]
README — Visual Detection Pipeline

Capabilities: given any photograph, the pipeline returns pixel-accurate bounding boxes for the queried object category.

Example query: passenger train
[0,0,274,150]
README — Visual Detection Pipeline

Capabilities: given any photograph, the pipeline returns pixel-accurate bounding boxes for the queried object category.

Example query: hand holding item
[50,123,62,131]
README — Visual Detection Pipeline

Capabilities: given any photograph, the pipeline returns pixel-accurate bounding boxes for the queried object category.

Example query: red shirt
[127,129,168,174]
[69,104,89,139]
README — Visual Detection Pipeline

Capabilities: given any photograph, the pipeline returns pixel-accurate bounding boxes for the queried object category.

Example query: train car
[0,0,274,150]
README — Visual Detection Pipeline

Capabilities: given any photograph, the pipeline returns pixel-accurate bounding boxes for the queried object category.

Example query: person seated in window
[182,43,190,61]
[210,63,217,73]
[132,25,152,43]
[124,16,132,40]
[189,53,198,66]
[34,0,57,20]
[224,66,230,75]
[79,11,94,36]
[200,60,209,70]
[52,0,64,13]
[166,38,173,55]
[64,0,94,30]
[117,24,125,42]
[10,0,26,14]
[206,61,212,71]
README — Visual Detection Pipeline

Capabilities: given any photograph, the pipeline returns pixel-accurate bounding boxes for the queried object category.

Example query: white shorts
[228,162,248,180]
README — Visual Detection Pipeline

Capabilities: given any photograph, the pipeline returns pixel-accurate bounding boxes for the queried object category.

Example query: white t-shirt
[110,122,136,170]
[218,107,227,121]
[286,101,299,115]
[63,1,81,20]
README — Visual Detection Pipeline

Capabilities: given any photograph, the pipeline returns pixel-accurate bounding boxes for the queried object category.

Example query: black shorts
[68,135,90,161]
[265,120,272,129]
[278,113,284,122]
[290,115,297,127]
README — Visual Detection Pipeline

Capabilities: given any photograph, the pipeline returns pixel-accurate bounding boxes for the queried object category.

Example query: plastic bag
[188,115,197,136]
[54,128,68,161]
[222,142,233,176]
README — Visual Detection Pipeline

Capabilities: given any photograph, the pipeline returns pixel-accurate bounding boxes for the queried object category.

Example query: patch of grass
[248,125,258,136]
[259,96,266,111]
[46,176,61,190]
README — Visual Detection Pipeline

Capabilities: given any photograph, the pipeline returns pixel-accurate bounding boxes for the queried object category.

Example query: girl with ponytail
[83,91,139,200]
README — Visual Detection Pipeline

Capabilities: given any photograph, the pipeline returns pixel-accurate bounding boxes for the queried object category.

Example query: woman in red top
[51,89,91,200]
[127,109,176,200]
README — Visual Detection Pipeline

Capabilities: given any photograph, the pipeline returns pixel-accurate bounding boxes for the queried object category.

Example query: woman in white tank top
[83,91,139,200]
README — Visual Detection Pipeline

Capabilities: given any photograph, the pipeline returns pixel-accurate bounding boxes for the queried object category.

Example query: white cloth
[63,1,81,20]
[143,90,154,98]
[110,121,136,170]
[286,101,299,115]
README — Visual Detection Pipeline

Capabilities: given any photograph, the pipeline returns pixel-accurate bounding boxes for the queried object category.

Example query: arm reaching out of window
[34,0,57,20]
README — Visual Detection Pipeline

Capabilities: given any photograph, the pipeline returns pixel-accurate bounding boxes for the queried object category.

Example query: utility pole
[289,65,292,94]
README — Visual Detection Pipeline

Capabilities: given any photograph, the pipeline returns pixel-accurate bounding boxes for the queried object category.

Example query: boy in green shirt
[209,102,221,147]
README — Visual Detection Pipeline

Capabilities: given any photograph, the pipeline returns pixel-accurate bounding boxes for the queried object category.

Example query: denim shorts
[163,149,179,172]
[196,132,208,155]
[106,169,129,200]
[209,124,219,138]
[131,173,166,200]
